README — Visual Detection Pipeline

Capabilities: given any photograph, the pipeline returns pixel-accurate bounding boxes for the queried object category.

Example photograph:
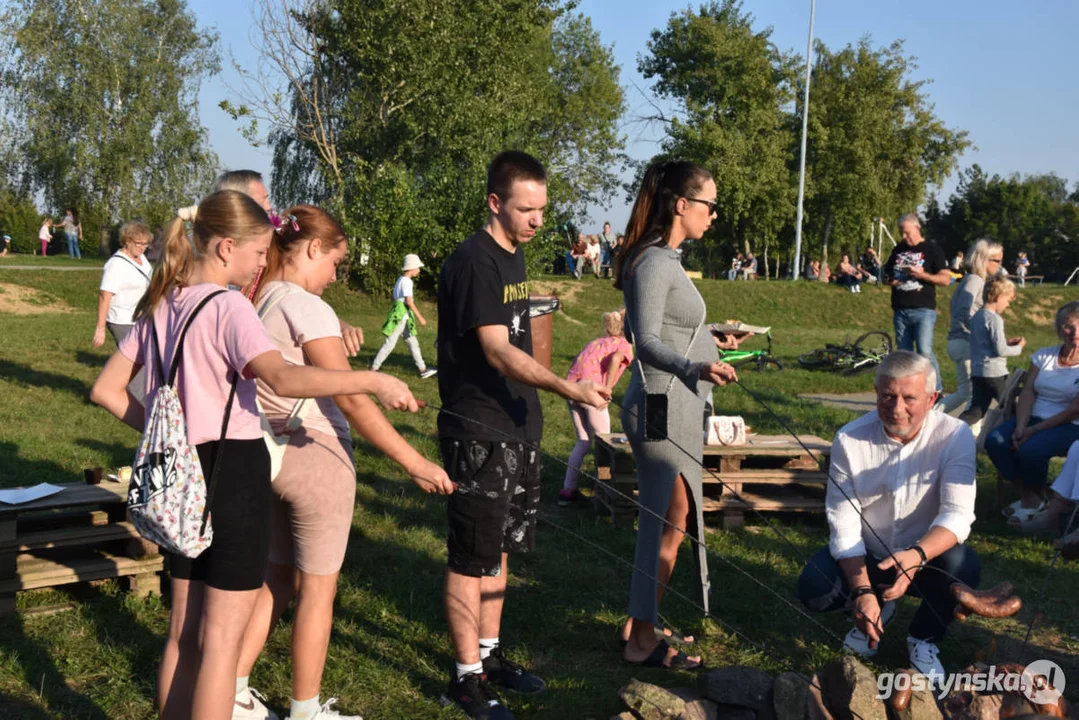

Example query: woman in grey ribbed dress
[940,239,1004,413]
[614,161,737,669]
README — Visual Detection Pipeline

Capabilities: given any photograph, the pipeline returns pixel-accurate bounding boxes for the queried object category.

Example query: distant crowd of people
[566,222,623,279]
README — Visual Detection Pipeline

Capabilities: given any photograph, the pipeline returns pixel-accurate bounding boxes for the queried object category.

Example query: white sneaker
[234,687,279,720]
[419,367,438,379]
[286,698,362,720]
[907,637,946,682]
[842,599,897,657]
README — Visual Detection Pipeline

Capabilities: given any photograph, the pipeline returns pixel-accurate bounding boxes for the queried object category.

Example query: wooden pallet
[592,433,830,529]
[0,481,162,614]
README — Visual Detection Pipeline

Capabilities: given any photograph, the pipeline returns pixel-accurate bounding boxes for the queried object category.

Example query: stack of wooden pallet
[0,482,163,615]
[592,433,832,530]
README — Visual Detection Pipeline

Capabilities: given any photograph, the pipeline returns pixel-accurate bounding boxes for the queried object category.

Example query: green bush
[0,187,44,254]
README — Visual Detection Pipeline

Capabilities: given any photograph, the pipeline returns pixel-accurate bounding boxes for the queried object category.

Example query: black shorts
[167,438,271,591]
[440,438,541,577]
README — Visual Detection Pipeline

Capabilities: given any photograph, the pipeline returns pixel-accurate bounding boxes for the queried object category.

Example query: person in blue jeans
[797,352,979,679]
[985,301,1079,529]
[882,214,951,392]
[60,207,82,259]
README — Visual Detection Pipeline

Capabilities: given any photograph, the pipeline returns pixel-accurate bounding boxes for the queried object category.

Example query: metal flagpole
[791,0,816,281]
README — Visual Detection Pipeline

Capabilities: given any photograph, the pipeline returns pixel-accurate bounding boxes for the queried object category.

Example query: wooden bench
[593,433,831,529]
[0,482,163,614]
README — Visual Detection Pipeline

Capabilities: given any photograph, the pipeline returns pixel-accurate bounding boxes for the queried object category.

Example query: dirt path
[0,282,74,315]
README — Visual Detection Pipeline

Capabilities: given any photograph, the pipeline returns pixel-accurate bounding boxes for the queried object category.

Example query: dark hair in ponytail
[612,160,712,290]
[255,205,348,301]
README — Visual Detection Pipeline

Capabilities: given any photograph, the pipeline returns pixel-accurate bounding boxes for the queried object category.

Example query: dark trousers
[797,544,980,643]
[960,375,1007,424]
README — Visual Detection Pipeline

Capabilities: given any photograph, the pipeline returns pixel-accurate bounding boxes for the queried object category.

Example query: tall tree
[929,164,1078,276]
[798,38,969,266]
[229,0,625,292]
[637,8,969,277]
[639,0,797,278]
[1,0,220,252]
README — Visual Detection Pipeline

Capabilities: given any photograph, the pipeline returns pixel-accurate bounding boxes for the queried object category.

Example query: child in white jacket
[371,254,437,378]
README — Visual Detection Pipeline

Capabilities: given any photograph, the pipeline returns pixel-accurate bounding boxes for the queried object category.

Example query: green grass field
[0,267,1077,718]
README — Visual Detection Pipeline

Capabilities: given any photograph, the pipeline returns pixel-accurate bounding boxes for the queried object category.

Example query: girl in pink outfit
[559,308,633,505]
[90,190,437,720]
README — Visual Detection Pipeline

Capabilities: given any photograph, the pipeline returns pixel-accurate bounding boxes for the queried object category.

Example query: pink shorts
[269,427,356,575]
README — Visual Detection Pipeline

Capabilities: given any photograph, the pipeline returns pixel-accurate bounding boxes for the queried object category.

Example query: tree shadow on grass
[73,351,107,370]
[74,439,136,471]
[0,447,113,718]
[0,359,91,401]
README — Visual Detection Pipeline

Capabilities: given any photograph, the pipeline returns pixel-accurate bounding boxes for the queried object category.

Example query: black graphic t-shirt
[882,239,948,310]
[437,229,542,441]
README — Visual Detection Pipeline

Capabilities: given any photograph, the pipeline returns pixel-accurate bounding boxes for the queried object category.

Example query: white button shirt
[826,409,977,561]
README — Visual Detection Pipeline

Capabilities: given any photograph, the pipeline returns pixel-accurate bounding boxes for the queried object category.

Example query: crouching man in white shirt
[797,350,980,679]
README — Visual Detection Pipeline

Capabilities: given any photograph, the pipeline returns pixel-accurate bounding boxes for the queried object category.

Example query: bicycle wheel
[798,348,840,369]
[733,355,784,371]
[854,331,892,358]
[756,356,783,371]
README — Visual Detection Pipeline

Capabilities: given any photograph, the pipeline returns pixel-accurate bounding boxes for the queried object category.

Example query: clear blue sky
[192,0,1079,234]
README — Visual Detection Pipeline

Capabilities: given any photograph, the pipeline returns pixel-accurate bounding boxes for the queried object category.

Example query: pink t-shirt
[255,281,350,440]
[119,284,278,446]
[567,335,633,386]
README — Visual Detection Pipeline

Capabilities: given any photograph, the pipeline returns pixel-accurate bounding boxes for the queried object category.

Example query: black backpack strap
[149,318,167,387]
[166,290,228,387]
[114,252,152,281]
[200,370,239,536]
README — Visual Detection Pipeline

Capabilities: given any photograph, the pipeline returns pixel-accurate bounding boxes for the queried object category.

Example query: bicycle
[797,331,892,376]
[718,331,783,371]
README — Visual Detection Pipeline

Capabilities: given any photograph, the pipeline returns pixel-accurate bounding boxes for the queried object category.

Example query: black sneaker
[440,672,516,720]
[482,648,547,695]
[557,489,587,507]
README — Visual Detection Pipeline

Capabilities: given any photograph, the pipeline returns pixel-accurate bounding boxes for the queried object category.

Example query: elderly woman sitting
[985,300,1079,528]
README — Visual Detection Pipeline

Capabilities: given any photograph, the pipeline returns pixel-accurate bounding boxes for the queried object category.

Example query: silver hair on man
[875,350,937,395]
[897,213,921,229]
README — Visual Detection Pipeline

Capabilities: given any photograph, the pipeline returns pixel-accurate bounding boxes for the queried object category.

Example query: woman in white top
[94,220,153,346]
[235,205,455,720]
[985,301,1079,526]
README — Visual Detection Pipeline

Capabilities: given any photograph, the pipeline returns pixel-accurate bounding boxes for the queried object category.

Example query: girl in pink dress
[559,308,633,505]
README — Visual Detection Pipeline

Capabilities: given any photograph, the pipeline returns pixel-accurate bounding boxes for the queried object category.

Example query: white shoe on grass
[842,599,897,658]
[907,636,946,681]
[233,687,279,720]
[286,698,362,720]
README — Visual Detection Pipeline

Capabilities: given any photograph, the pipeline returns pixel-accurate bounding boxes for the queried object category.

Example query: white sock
[456,660,483,679]
[236,676,249,695]
[479,637,500,661]
[290,695,321,720]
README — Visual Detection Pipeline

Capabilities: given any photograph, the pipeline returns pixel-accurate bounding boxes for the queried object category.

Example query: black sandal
[625,639,704,670]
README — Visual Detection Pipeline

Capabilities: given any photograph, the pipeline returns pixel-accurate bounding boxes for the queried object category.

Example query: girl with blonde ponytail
[90,190,437,720]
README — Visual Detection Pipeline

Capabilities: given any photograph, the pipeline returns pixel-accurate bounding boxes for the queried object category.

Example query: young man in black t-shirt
[436,151,609,720]
[882,214,952,392]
